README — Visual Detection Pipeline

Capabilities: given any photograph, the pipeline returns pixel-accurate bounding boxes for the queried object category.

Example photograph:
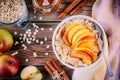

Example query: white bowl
[52,15,108,70]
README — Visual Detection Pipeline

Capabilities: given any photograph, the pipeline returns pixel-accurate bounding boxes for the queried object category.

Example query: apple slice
[70,50,92,65]
[74,36,98,48]
[63,23,79,46]
[72,32,95,46]
[68,25,86,44]
[31,73,43,80]
[75,47,97,62]
[78,42,100,53]
[20,66,42,80]
[72,29,91,46]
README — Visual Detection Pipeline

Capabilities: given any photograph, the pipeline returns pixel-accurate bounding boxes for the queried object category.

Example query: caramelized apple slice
[75,47,97,62]
[74,36,98,48]
[70,50,92,65]
[72,28,90,46]
[78,42,100,53]
[72,31,94,46]
[68,26,86,44]
[63,23,79,46]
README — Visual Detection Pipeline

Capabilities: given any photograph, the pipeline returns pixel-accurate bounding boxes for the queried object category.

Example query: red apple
[0,55,19,78]
[0,29,13,54]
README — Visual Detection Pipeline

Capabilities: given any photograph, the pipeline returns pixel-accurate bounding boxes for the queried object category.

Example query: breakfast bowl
[52,15,108,70]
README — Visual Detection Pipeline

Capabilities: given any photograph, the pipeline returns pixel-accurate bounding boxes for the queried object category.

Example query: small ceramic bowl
[52,15,108,70]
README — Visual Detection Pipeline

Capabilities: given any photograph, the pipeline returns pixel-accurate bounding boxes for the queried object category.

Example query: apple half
[20,66,43,80]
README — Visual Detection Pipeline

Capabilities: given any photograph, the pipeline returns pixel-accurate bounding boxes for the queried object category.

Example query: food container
[0,0,31,30]
[52,15,108,70]
[32,0,61,14]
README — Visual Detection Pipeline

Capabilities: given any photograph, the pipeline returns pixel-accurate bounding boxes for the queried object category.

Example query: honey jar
[32,0,61,14]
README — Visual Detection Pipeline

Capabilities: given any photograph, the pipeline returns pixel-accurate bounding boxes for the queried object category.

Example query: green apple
[31,73,43,80]
[20,66,43,80]
[0,29,13,54]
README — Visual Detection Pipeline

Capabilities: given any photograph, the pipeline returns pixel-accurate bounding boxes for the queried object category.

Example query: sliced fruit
[72,32,95,46]
[68,25,86,44]
[78,42,100,53]
[70,50,92,65]
[72,28,90,46]
[63,23,79,46]
[74,36,98,48]
[75,47,97,62]
[31,73,43,80]
[20,66,42,80]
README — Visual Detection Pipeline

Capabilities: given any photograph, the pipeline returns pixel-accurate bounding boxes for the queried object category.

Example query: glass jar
[32,0,61,14]
[0,0,31,30]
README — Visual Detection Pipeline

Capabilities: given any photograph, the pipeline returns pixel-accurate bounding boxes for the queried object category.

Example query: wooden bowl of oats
[52,15,108,69]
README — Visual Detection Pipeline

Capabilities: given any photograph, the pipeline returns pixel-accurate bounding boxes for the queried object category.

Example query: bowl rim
[52,15,108,70]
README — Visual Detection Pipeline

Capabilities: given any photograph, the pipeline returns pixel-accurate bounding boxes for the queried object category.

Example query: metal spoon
[97,25,113,77]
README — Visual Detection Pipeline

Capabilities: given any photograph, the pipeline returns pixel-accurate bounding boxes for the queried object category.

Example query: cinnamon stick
[58,0,81,19]
[46,60,56,72]
[70,0,89,15]
[51,58,70,80]
[44,58,70,80]
[44,65,53,76]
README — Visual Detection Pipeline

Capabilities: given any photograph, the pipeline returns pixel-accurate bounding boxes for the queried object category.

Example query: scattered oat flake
[14,41,19,45]
[45,52,49,56]
[44,37,47,41]
[21,41,23,43]
[40,41,43,45]
[23,34,27,37]
[33,32,37,35]
[36,39,39,43]
[14,32,17,35]
[28,34,31,37]
[32,37,36,41]
[11,51,18,56]
[49,28,53,31]
[40,28,44,31]
[20,33,23,36]
[33,52,37,57]
[35,26,39,29]
[19,37,22,40]
[35,29,39,33]
[22,44,26,47]
[46,45,50,49]
[39,17,42,20]
[25,59,29,62]
[27,41,31,44]
[24,46,27,50]
[29,38,32,41]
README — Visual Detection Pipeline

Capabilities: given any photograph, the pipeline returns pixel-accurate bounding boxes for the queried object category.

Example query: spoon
[97,25,113,77]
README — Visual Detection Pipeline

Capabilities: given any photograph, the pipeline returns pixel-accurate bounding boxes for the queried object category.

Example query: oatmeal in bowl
[52,15,108,69]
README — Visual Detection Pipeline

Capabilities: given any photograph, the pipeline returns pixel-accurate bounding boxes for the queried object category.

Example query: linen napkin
[92,0,120,80]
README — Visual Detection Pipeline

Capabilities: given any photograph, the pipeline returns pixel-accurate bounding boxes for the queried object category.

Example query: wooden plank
[0,0,96,79]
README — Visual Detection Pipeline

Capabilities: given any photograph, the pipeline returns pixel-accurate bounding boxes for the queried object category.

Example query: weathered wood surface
[0,0,95,79]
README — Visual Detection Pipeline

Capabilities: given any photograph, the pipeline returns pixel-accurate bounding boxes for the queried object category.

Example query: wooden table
[0,0,95,79]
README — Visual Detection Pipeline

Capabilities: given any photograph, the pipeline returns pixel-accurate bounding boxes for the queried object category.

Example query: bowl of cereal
[52,15,108,69]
